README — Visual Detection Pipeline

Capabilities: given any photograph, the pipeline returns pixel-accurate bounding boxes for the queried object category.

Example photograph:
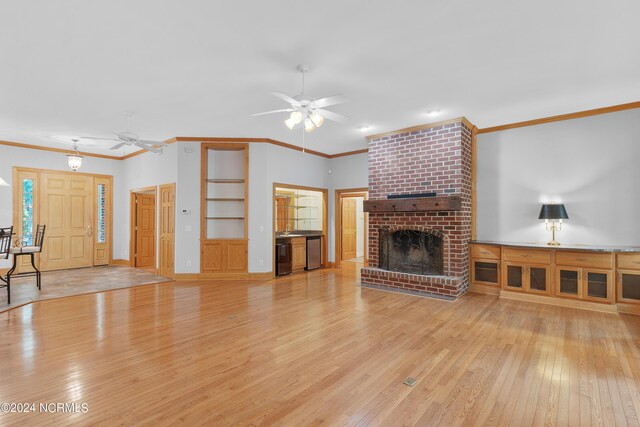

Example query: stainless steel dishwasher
[305,236,321,270]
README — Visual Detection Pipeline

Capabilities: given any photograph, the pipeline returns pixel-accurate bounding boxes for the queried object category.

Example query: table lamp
[538,203,569,246]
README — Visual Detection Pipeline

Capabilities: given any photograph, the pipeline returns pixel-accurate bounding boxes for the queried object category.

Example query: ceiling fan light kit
[252,64,349,134]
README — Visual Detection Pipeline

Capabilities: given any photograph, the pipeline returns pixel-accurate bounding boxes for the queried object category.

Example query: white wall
[175,142,200,273]
[327,152,369,262]
[0,144,124,267]
[477,108,640,246]
[120,143,179,264]
[251,143,330,272]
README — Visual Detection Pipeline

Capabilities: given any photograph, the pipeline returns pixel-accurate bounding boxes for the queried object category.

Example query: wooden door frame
[129,186,157,269]
[12,166,113,270]
[334,188,368,269]
[272,182,329,278]
[159,183,176,279]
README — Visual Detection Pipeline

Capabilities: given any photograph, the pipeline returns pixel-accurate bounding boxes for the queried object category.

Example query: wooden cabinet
[617,254,640,309]
[501,248,551,295]
[554,251,613,303]
[470,242,640,313]
[291,237,307,270]
[469,244,501,293]
[202,240,247,273]
[555,266,613,303]
[502,262,550,295]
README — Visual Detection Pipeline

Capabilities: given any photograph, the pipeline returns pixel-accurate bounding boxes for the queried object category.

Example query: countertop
[472,240,640,253]
[275,232,323,240]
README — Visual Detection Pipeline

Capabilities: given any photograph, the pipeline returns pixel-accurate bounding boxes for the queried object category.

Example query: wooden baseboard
[499,290,617,314]
[110,259,129,266]
[469,283,501,295]
[616,302,640,316]
[173,272,273,281]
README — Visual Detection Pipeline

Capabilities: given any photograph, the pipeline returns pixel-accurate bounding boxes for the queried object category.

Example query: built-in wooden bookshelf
[201,143,248,273]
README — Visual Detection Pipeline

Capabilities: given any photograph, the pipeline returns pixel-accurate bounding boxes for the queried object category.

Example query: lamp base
[547,240,561,246]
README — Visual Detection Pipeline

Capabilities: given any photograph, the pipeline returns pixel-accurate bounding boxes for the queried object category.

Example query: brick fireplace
[361,119,474,300]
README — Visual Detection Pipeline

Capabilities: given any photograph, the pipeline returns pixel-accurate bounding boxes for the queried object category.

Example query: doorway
[130,187,157,270]
[335,188,368,268]
[13,167,113,272]
[158,183,175,278]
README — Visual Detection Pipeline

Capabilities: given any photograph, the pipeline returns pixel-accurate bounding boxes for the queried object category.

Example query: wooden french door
[341,198,357,260]
[135,193,156,268]
[159,184,175,278]
[40,172,94,271]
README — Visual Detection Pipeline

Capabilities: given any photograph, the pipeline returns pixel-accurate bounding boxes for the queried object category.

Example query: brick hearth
[361,119,473,299]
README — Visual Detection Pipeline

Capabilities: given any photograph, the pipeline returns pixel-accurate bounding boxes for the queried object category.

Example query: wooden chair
[6,225,46,299]
[0,226,14,304]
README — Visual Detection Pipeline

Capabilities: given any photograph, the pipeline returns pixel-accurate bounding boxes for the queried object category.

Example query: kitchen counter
[472,240,640,253]
[276,232,323,240]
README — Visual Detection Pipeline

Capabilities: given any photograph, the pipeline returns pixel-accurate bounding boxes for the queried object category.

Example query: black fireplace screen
[379,228,444,275]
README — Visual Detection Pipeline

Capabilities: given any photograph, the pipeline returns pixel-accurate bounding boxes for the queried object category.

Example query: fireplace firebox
[379,228,444,276]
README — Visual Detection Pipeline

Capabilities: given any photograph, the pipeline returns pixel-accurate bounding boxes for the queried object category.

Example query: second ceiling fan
[252,64,349,132]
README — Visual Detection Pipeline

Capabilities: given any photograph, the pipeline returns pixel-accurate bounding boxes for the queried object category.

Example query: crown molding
[0,136,371,160]
[366,117,475,140]
[0,139,123,160]
[477,101,640,134]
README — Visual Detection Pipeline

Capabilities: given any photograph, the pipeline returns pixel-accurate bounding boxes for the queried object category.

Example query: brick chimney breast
[361,121,473,299]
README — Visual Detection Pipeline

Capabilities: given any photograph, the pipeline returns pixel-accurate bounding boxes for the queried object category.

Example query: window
[22,179,34,246]
[97,184,106,244]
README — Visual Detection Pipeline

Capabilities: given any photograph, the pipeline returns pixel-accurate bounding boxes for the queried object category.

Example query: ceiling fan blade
[135,142,162,153]
[137,139,167,146]
[314,109,350,124]
[110,142,126,150]
[80,136,121,142]
[269,91,299,106]
[250,108,295,117]
[313,94,347,108]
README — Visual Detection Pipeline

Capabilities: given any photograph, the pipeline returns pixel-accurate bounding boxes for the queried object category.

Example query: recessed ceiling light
[357,126,370,132]
[426,109,441,117]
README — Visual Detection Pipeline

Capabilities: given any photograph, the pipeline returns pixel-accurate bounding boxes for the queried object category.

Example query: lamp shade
[538,204,569,220]
[0,177,9,187]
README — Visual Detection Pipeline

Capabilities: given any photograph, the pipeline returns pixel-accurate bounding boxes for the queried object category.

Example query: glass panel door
[557,268,580,297]
[620,272,640,302]
[585,271,609,300]
[528,266,548,292]
[473,260,499,285]
[505,265,523,289]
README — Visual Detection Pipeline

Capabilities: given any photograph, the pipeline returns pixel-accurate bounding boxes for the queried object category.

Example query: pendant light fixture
[67,139,83,171]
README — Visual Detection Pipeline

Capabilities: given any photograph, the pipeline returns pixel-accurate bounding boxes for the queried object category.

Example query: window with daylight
[97,184,106,244]
[22,179,34,246]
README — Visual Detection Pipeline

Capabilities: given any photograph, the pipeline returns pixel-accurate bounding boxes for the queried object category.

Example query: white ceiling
[1,1,639,156]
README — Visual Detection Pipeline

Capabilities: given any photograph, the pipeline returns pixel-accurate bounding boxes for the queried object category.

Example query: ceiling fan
[80,113,166,153]
[80,131,167,154]
[252,64,349,132]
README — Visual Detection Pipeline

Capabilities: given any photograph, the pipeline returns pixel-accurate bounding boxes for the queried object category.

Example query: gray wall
[477,108,640,246]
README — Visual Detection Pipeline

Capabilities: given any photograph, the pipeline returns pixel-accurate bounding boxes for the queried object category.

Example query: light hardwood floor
[1,262,640,425]
[0,266,172,312]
